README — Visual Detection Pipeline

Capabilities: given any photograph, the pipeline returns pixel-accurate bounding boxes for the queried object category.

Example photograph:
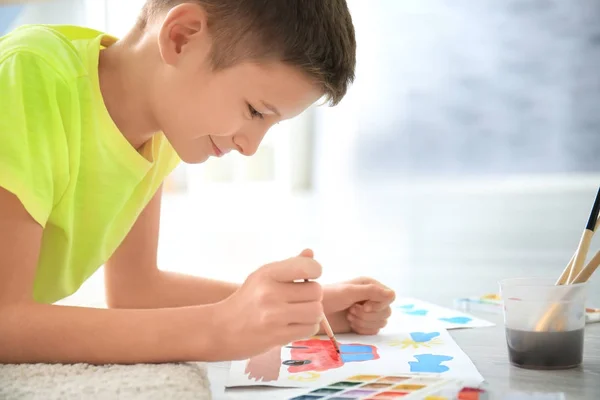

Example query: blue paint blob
[439,316,472,324]
[409,354,454,373]
[397,304,415,309]
[409,332,440,343]
[339,344,372,353]
[341,352,376,362]
[405,309,428,316]
[339,344,377,363]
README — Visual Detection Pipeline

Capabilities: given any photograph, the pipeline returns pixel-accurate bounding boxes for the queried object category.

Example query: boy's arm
[0,186,326,363]
[0,187,223,364]
[104,185,239,309]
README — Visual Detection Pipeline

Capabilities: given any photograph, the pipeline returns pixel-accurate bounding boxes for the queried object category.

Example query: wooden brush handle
[536,250,600,331]
[320,315,335,338]
[535,301,566,332]
[556,254,575,285]
[559,215,600,285]
[567,230,594,283]
[573,250,600,284]
[537,210,600,331]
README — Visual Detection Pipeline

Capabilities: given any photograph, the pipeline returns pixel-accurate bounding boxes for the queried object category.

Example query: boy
[0,0,395,364]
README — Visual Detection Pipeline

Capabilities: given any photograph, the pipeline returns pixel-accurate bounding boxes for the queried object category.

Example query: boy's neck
[98,30,160,151]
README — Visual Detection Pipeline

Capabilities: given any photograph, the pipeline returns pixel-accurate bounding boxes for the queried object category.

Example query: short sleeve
[0,51,70,227]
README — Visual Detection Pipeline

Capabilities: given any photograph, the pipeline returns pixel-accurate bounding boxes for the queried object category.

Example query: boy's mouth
[209,136,224,157]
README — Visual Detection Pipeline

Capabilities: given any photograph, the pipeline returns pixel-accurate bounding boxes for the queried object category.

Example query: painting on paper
[226,329,483,388]
[394,297,495,330]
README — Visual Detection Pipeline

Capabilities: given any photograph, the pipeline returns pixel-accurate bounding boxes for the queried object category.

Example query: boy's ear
[157,3,209,66]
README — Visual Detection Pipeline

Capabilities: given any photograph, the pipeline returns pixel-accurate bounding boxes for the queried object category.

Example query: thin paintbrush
[320,314,341,354]
[304,279,340,353]
[535,188,600,331]
[572,250,600,284]
[566,187,600,284]
[556,213,599,285]
[556,253,575,286]
[539,251,600,332]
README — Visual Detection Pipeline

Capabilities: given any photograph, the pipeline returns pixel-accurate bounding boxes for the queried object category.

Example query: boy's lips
[209,136,224,157]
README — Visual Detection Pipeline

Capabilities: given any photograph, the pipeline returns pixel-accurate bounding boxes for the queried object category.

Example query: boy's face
[149,4,323,164]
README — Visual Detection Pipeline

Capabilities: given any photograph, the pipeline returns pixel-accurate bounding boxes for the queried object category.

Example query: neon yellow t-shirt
[0,25,180,304]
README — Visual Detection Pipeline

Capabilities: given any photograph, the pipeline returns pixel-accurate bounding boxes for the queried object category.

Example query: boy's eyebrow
[262,101,280,116]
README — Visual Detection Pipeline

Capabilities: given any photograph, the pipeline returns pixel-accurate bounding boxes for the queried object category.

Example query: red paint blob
[286,339,380,373]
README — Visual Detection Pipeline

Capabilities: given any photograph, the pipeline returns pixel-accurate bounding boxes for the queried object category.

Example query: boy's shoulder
[0,24,105,77]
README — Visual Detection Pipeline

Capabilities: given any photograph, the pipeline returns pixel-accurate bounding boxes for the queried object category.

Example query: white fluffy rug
[0,362,212,400]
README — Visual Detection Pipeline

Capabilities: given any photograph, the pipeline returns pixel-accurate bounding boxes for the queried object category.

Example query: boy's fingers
[350,305,392,321]
[361,300,391,313]
[348,284,396,305]
[281,324,321,344]
[282,281,323,303]
[283,302,324,325]
[298,248,314,258]
[266,257,322,282]
[349,318,388,335]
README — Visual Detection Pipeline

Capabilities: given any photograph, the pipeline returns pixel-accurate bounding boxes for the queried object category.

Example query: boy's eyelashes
[247,103,264,120]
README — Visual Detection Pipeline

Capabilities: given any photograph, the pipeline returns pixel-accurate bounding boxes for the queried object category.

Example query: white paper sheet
[226,327,484,388]
[393,297,495,330]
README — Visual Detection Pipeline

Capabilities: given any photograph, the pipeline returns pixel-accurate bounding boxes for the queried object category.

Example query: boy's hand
[215,252,323,360]
[323,277,396,335]
[295,249,395,336]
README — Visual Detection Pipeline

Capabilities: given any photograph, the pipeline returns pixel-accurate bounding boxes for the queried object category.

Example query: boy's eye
[248,104,264,120]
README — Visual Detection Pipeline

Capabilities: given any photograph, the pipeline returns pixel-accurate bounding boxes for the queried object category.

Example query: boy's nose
[235,128,268,156]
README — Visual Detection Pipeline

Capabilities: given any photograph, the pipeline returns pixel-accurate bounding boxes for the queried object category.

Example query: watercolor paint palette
[287,373,487,400]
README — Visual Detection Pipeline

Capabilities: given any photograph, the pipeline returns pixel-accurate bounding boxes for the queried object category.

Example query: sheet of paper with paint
[226,329,484,388]
[393,297,495,329]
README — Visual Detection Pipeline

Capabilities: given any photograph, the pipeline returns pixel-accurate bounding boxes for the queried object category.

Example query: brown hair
[138,0,356,106]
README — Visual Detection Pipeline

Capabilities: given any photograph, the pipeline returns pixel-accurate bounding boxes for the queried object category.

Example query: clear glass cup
[499,277,587,370]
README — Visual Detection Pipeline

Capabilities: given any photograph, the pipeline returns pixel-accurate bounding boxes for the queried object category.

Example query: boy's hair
[138,0,356,106]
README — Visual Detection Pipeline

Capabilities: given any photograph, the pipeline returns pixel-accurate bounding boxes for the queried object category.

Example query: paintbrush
[320,314,341,354]
[566,187,600,284]
[544,251,600,332]
[535,187,600,331]
[572,250,600,284]
[556,214,600,285]
[303,279,340,353]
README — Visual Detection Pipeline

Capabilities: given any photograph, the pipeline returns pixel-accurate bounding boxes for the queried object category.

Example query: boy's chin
[167,138,215,164]
[175,150,212,164]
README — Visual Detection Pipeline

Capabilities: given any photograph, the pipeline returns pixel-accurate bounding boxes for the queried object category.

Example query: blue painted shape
[439,316,473,324]
[341,352,376,362]
[339,344,372,353]
[0,5,23,35]
[339,344,377,363]
[409,354,454,373]
[397,304,415,309]
[405,309,428,316]
[409,332,440,343]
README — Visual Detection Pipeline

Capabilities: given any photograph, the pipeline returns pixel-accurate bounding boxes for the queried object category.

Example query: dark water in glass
[506,328,584,369]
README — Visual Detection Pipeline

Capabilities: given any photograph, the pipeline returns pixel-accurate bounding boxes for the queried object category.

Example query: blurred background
[2,0,600,306]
